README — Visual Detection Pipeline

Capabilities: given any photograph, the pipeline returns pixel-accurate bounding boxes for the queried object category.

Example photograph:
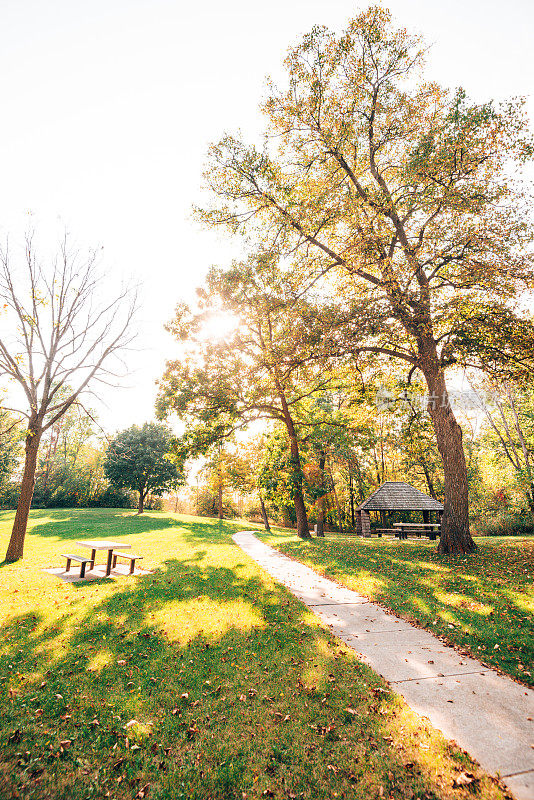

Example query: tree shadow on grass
[23,509,184,539]
[21,509,258,542]
[0,548,499,800]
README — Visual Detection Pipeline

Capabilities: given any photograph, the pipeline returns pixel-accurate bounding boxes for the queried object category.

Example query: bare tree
[0,234,136,561]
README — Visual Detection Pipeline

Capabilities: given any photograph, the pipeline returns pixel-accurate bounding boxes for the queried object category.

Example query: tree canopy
[104,422,183,514]
[156,255,362,538]
[197,6,534,552]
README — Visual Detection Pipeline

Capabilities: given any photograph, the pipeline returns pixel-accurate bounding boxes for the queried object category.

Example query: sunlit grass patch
[0,510,512,799]
[435,592,493,615]
[152,597,266,644]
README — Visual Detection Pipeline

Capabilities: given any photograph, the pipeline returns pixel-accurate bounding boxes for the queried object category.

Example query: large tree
[156,257,357,539]
[0,235,136,561]
[199,7,534,553]
[104,422,183,514]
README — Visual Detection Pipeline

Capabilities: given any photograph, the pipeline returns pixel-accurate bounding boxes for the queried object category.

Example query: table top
[76,540,131,550]
[393,522,440,527]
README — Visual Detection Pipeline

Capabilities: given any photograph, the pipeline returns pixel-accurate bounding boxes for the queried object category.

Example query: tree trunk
[419,341,476,554]
[218,478,223,520]
[328,464,344,535]
[259,496,271,532]
[349,473,355,529]
[138,490,145,514]
[421,460,436,498]
[5,426,42,562]
[293,490,310,539]
[277,388,310,539]
[316,450,326,537]
[353,455,366,501]
[283,416,310,540]
[316,504,325,537]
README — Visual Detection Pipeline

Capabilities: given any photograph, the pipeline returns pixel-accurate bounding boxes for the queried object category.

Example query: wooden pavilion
[355,481,444,538]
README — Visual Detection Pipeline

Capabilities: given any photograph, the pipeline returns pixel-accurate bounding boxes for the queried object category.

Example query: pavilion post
[361,510,371,538]
[355,510,362,535]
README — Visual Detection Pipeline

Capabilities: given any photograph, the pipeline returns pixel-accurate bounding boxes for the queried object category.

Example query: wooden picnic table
[76,540,131,577]
[393,523,441,541]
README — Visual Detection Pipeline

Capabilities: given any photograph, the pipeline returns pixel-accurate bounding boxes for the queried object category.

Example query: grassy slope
[265,533,534,687]
[0,509,511,800]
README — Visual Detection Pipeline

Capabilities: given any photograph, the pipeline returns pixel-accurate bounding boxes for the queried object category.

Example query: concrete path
[233,531,534,800]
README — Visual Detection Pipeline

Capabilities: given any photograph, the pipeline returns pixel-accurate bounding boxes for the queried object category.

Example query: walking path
[233,531,534,800]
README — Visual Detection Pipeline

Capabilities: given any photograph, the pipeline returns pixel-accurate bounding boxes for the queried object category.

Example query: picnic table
[393,523,441,541]
[75,540,131,577]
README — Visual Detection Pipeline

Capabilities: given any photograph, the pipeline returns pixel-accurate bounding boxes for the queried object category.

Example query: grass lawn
[264,532,534,688]
[0,510,513,800]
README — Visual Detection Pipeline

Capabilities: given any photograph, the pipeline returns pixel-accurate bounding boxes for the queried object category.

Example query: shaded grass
[265,532,534,687]
[0,509,510,799]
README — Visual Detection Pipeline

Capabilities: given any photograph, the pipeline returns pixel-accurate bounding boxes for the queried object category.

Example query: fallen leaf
[453,772,477,787]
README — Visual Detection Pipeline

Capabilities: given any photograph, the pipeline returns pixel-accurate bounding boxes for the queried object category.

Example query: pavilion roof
[356,481,444,512]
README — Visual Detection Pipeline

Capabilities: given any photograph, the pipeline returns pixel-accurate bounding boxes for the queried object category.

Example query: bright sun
[200,313,238,341]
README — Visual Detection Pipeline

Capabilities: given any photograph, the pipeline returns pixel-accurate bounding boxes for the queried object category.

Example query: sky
[0,0,532,433]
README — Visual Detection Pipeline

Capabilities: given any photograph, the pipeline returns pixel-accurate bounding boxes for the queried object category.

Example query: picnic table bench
[393,523,441,541]
[112,551,143,574]
[61,553,92,579]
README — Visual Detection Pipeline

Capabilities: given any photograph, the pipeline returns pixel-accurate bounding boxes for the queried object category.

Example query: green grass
[0,509,512,800]
[264,532,534,687]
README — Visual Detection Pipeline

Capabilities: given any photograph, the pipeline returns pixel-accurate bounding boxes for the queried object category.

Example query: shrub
[87,487,136,509]
[0,482,22,509]
[473,508,534,537]
[195,488,238,518]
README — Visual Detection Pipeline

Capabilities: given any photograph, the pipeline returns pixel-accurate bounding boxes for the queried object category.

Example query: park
[0,508,532,800]
[0,3,533,800]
